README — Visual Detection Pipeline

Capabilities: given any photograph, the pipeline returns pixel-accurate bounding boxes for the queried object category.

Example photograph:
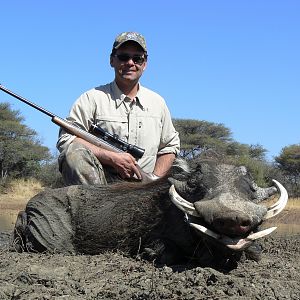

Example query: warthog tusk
[189,222,277,251]
[169,185,200,217]
[224,227,277,250]
[246,226,277,240]
[268,180,288,209]
[189,223,220,239]
[264,179,288,220]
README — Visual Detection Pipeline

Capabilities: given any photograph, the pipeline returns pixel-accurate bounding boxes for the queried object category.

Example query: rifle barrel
[0,84,126,154]
[0,84,55,118]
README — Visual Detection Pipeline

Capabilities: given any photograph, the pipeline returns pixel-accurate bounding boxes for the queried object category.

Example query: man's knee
[59,142,107,185]
[63,142,92,170]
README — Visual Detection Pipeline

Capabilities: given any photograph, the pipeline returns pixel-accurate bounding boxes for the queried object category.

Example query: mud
[0,232,299,300]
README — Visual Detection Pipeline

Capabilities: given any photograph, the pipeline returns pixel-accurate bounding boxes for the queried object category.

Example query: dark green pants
[58,141,119,186]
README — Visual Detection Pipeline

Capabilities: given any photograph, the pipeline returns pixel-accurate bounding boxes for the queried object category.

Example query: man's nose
[126,58,135,65]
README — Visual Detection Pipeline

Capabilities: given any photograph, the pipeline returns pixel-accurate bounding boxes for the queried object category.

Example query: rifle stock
[52,116,123,154]
[0,84,155,184]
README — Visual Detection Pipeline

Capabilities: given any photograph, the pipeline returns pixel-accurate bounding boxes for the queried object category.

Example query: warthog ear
[237,166,248,175]
[169,158,190,181]
[253,184,278,202]
[168,178,187,193]
[236,166,278,202]
[168,178,199,198]
[242,176,277,202]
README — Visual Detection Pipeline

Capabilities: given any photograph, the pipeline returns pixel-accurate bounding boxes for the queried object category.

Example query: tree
[248,144,268,160]
[172,119,233,157]
[275,144,300,196]
[172,118,273,187]
[275,144,300,177]
[36,152,65,188]
[0,102,51,180]
[173,119,267,161]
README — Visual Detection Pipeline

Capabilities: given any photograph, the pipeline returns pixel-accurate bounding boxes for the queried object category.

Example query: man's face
[110,41,147,84]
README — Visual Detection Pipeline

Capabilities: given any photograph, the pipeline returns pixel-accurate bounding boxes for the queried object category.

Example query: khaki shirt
[57,81,180,173]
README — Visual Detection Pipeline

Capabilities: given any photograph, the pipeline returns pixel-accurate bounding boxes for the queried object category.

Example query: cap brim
[114,40,146,52]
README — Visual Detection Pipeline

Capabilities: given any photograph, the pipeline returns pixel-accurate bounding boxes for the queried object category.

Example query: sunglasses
[113,53,146,65]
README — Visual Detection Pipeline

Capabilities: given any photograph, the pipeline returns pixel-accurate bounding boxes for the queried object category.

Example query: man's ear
[142,61,147,71]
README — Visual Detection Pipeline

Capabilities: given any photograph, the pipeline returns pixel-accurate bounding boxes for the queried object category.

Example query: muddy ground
[0,193,299,300]
[0,232,299,300]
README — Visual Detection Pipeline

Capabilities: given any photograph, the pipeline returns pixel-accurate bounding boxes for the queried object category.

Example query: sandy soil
[0,232,299,300]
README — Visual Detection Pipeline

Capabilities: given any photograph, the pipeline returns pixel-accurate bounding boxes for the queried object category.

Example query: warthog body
[13,158,287,268]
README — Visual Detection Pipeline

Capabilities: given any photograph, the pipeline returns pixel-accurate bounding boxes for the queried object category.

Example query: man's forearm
[153,153,176,177]
[73,137,114,164]
[72,137,142,179]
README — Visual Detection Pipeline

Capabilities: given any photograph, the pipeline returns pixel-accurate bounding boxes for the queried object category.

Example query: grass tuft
[0,178,44,210]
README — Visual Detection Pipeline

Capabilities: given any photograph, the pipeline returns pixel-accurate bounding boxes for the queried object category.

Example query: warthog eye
[241,220,251,227]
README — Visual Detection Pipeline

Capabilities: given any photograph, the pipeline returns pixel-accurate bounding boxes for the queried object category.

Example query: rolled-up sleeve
[56,93,95,153]
[157,101,180,156]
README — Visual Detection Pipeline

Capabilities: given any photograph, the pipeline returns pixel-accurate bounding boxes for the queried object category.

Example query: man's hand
[74,137,142,180]
[109,152,142,180]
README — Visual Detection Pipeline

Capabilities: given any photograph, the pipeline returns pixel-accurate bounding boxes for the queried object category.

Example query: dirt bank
[0,233,299,300]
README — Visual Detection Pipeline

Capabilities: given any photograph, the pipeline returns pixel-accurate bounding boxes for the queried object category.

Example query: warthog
[12,157,288,268]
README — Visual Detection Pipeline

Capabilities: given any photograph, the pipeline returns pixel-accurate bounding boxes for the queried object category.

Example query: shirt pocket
[94,116,129,141]
[137,115,162,154]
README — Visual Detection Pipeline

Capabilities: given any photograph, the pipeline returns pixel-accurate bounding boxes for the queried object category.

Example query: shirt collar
[135,86,145,109]
[111,81,126,108]
[112,81,145,109]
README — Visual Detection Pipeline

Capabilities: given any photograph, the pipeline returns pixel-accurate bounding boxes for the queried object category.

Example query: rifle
[0,84,157,183]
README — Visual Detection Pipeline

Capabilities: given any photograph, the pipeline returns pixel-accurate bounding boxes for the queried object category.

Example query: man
[57,32,180,185]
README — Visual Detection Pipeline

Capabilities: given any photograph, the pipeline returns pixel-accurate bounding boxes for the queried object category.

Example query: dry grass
[286,197,300,209]
[0,178,44,231]
[0,178,44,210]
[264,197,300,233]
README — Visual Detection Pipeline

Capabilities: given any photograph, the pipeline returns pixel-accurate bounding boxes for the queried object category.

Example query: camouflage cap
[113,32,147,53]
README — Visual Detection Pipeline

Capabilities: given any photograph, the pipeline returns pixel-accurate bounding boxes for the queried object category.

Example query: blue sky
[0,1,299,161]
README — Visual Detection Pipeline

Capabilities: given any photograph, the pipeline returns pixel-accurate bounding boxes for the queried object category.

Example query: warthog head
[167,157,288,257]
